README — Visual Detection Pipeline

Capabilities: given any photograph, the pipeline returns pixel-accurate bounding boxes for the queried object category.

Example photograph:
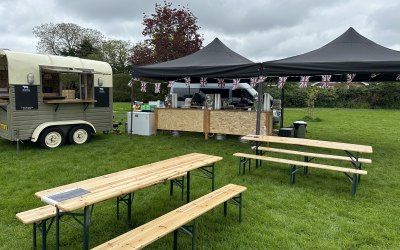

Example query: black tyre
[39,127,65,149]
[68,125,92,145]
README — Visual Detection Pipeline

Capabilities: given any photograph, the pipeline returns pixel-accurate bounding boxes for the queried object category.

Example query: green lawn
[1,106,399,249]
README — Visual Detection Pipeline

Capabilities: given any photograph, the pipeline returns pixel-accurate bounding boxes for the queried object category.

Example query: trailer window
[0,56,8,96]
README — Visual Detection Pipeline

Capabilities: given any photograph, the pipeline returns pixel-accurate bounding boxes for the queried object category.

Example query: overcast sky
[1,0,400,62]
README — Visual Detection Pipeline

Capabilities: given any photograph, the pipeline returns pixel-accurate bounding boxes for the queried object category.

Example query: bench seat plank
[93,184,246,250]
[252,146,372,164]
[233,153,367,175]
[16,205,56,224]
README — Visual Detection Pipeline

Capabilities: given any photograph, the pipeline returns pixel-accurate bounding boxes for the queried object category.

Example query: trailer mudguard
[31,120,96,142]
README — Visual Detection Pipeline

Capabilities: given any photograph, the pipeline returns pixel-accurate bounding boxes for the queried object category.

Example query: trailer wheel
[39,127,65,149]
[68,125,91,145]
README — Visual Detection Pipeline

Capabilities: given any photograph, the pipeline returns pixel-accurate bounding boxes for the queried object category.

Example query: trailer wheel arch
[31,121,96,143]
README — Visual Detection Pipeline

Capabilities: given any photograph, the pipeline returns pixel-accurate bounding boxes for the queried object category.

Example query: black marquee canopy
[262,27,400,81]
[131,38,261,79]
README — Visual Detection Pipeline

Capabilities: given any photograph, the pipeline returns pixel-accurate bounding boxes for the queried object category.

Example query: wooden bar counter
[155,108,272,139]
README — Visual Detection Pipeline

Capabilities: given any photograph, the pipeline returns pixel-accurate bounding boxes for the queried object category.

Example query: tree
[32,22,104,57]
[130,1,203,65]
[102,40,132,73]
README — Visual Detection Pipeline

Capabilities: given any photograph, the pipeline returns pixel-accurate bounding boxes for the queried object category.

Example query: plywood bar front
[156,108,272,139]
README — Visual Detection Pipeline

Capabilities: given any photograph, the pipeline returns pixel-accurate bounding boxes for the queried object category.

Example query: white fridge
[127,111,156,136]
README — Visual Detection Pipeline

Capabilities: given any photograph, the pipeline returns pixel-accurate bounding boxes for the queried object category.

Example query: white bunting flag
[200,77,207,87]
[127,78,134,87]
[232,79,240,90]
[218,78,225,88]
[396,74,400,81]
[299,76,310,88]
[184,77,191,87]
[167,81,174,87]
[321,75,331,88]
[258,76,266,83]
[140,82,147,92]
[250,77,258,87]
[346,74,356,83]
[154,83,161,93]
[278,77,288,89]
[369,73,380,80]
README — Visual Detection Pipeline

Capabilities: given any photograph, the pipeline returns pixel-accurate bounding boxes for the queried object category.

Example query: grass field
[1,105,399,249]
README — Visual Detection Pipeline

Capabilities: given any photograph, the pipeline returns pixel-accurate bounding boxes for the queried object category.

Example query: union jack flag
[200,77,207,87]
[346,74,356,83]
[232,79,240,90]
[184,77,191,87]
[278,77,288,89]
[154,83,161,93]
[369,73,380,80]
[321,75,331,88]
[140,82,147,92]
[396,74,400,81]
[299,76,310,88]
[127,78,134,87]
[250,77,258,87]
[167,81,174,87]
[218,78,225,88]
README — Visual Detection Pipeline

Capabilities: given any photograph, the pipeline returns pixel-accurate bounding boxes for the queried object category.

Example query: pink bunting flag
[218,78,225,88]
[167,81,174,87]
[140,82,147,92]
[258,76,266,83]
[299,76,310,88]
[321,75,331,88]
[278,77,288,89]
[154,83,161,93]
[200,77,207,87]
[232,79,240,90]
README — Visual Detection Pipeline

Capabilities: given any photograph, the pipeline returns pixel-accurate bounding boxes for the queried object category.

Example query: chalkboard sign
[15,85,38,110]
[94,87,109,107]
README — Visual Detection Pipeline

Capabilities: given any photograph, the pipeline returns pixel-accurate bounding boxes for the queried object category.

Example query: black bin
[293,121,307,138]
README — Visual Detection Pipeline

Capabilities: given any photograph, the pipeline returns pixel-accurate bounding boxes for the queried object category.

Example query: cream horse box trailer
[0,50,113,148]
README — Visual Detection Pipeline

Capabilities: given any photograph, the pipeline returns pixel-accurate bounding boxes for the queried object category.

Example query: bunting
[184,77,191,87]
[167,81,174,87]
[321,75,331,88]
[369,73,380,80]
[346,73,356,83]
[218,78,225,88]
[127,78,134,87]
[278,77,288,89]
[250,77,258,87]
[233,79,240,90]
[258,76,266,83]
[299,76,310,88]
[200,77,207,87]
[140,82,147,92]
[154,83,161,93]
[396,74,400,81]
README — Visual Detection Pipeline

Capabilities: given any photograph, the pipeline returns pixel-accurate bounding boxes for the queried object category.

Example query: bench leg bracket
[173,220,196,250]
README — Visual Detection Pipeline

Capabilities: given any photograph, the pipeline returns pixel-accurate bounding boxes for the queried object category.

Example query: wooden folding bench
[233,152,367,196]
[16,205,57,250]
[251,146,371,176]
[93,184,247,250]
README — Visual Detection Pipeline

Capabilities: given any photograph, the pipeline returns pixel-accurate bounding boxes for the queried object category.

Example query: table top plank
[36,153,222,212]
[241,135,373,153]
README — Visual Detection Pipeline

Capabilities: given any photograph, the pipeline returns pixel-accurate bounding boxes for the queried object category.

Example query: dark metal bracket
[173,221,196,250]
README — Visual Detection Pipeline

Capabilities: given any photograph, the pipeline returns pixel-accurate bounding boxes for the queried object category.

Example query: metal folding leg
[55,205,94,250]
[32,217,54,250]
[224,193,244,223]
[170,176,185,201]
[116,193,135,225]
[239,157,251,174]
[173,221,196,250]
